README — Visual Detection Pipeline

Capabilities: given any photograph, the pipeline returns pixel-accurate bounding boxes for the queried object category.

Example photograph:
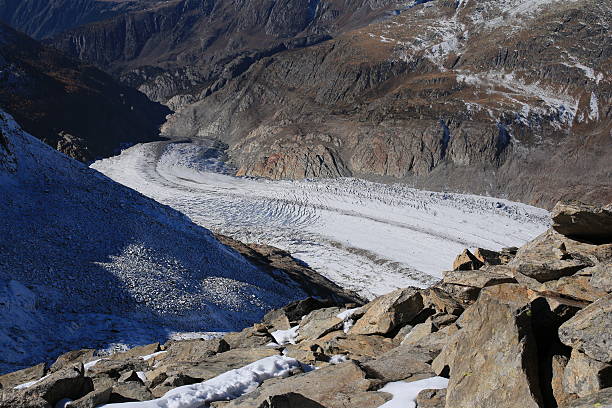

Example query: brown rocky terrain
[155,0,611,208]
[0,22,169,161]
[1,200,610,407]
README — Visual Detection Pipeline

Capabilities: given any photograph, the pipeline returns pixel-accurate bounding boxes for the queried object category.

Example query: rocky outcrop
[0,22,170,162]
[552,201,612,242]
[1,201,610,407]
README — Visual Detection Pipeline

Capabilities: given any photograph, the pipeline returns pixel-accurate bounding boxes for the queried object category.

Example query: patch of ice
[377,376,449,408]
[588,92,599,121]
[100,355,301,408]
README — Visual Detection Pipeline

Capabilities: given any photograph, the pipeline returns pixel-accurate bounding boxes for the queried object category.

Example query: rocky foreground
[0,201,610,408]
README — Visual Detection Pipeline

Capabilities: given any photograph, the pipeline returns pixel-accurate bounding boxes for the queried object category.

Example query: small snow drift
[0,110,308,374]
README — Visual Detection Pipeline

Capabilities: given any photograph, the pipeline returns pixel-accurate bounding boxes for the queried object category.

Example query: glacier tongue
[93,139,549,300]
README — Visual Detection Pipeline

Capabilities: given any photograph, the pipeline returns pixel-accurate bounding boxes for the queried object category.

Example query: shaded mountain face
[0,22,170,161]
[0,109,358,373]
[0,0,152,39]
[157,0,612,208]
[48,0,401,106]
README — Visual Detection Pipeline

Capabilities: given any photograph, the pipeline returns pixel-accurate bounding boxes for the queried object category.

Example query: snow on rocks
[270,326,299,346]
[99,355,301,408]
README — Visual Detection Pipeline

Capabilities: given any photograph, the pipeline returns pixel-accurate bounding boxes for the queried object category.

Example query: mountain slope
[0,22,169,161]
[47,0,401,105]
[0,0,150,39]
[0,109,350,373]
[156,0,611,208]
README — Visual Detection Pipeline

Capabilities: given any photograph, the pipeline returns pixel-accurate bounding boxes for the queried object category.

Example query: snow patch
[271,326,299,345]
[377,377,449,408]
[100,355,301,408]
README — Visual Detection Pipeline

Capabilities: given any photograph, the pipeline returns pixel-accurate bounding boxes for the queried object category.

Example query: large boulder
[565,387,612,407]
[452,249,484,270]
[161,338,230,364]
[295,307,344,342]
[0,362,46,389]
[434,288,543,407]
[360,345,435,382]
[262,298,337,331]
[590,263,612,293]
[442,269,516,288]
[559,294,612,363]
[223,361,391,408]
[508,230,590,283]
[350,287,423,335]
[1,365,93,407]
[50,350,95,373]
[223,325,276,349]
[563,349,612,398]
[551,202,612,242]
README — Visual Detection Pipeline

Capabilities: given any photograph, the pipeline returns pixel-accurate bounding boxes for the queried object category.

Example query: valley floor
[92,139,549,299]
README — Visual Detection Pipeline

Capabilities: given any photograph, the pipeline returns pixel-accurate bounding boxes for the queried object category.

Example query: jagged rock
[421,287,464,316]
[161,338,230,363]
[432,283,480,306]
[350,287,423,335]
[541,274,607,302]
[552,202,612,242]
[509,230,591,282]
[86,359,149,381]
[223,325,276,349]
[0,362,46,389]
[473,248,502,265]
[2,365,93,408]
[393,325,414,343]
[559,294,612,363]
[565,387,612,407]
[50,350,95,373]
[563,349,612,398]
[65,387,112,408]
[224,361,391,408]
[435,289,543,407]
[402,323,459,354]
[442,269,516,288]
[109,343,160,361]
[401,321,435,346]
[361,345,435,382]
[313,333,397,359]
[296,307,344,342]
[452,249,484,270]
[110,382,153,402]
[550,354,578,407]
[590,263,612,293]
[117,371,142,384]
[415,388,446,408]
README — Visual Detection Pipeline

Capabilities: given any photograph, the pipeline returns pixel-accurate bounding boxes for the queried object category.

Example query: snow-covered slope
[93,138,549,300]
[0,110,308,374]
